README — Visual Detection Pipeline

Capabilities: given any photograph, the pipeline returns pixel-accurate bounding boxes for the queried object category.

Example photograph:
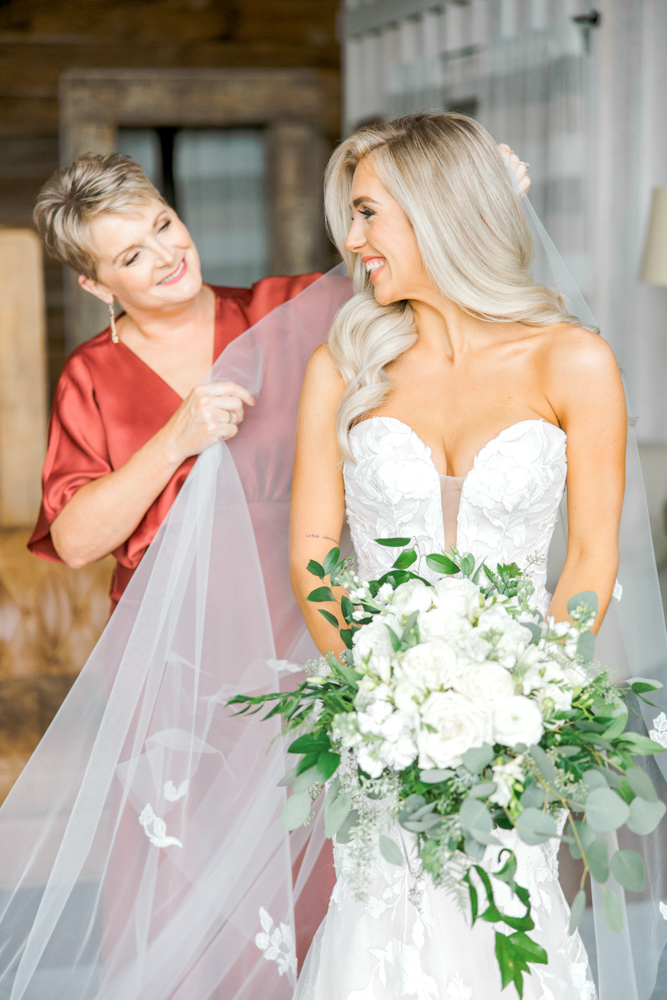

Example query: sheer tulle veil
[0,182,665,1000]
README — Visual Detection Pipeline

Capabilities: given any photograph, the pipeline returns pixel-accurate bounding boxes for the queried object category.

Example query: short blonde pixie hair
[34,153,165,279]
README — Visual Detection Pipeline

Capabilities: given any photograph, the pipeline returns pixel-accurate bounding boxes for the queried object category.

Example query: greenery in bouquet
[229,539,666,996]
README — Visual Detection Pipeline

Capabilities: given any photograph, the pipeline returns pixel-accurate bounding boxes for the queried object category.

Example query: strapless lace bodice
[344,417,567,614]
[297,416,597,1000]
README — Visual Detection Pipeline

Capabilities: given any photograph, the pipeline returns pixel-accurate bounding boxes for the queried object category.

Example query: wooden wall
[0,0,340,397]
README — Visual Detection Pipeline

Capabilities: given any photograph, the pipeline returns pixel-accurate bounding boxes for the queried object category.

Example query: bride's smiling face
[345,158,432,306]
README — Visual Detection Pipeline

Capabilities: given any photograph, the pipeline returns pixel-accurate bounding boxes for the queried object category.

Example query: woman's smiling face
[344,157,432,307]
[83,198,203,310]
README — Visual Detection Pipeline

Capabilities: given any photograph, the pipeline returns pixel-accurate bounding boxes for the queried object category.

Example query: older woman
[28,153,320,608]
[29,149,529,611]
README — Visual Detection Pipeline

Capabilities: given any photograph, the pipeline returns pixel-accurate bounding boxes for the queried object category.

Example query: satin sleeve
[28,356,110,562]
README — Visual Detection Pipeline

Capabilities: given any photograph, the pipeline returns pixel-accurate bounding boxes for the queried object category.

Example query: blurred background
[0,0,665,824]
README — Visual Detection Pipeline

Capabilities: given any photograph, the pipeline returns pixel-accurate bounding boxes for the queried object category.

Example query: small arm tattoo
[306,533,339,543]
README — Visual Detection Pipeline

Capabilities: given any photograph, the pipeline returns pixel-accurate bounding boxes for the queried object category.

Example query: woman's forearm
[547,550,619,634]
[290,560,347,658]
[50,432,185,567]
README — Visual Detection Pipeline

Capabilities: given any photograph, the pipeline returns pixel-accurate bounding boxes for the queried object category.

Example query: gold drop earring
[109,301,119,344]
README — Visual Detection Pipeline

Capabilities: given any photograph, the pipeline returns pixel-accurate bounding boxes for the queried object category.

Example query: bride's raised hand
[497,143,531,194]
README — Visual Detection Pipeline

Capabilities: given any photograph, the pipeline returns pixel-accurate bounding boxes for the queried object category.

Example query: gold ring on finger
[519,161,530,168]
[225,409,234,424]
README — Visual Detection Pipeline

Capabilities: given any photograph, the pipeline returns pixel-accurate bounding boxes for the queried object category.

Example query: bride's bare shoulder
[303,343,345,394]
[538,322,621,389]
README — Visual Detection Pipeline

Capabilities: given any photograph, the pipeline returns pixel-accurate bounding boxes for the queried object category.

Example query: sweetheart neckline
[350,415,567,483]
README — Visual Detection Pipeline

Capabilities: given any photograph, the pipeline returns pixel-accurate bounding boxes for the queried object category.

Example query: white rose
[493,696,544,747]
[478,605,533,668]
[356,747,384,779]
[521,658,566,695]
[454,662,516,704]
[454,630,492,664]
[381,732,418,771]
[392,579,434,617]
[352,616,401,670]
[357,699,393,735]
[432,577,481,618]
[398,639,460,692]
[417,691,493,769]
[418,607,473,641]
[393,677,426,720]
[536,683,573,714]
[562,662,589,689]
[490,755,526,807]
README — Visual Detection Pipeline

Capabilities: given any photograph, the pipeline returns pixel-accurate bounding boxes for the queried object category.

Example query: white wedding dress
[295,416,597,1000]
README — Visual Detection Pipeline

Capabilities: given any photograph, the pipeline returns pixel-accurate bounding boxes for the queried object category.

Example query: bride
[289,112,626,998]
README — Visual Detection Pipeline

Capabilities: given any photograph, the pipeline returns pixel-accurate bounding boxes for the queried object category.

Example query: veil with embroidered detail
[0,175,663,1000]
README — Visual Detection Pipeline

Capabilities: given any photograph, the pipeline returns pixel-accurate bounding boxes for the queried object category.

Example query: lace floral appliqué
[255,907,297,977]
[138,803,183,848]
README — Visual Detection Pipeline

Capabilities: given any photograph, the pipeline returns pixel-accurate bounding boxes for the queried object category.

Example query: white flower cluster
[332,576,588,780]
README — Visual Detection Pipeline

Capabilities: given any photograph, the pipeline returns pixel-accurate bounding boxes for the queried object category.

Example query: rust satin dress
[28,273,334,972]
[29,276,319,610]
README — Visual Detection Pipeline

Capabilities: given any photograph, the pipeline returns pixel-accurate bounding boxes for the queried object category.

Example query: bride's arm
[290,344,348,656]
[545,328,627,632]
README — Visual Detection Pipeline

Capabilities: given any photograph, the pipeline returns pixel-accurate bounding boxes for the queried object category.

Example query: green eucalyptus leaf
[610,849,646,893]
[523,621,542,644]
[316,750,341,782]
[625,766,658,802]
[393,548,417,570]
[306,559,325,579]
[568,819,595,861]
[626,796,666,835]
[324,791,352,838]
[603,707,629,742]
[325,775,341,805]
[585,787,630,832]
[318,609,339,628]
[464,835,487,860]
[379,834,404,866]
[569,890,587,934]
[375,537,411,547]
[307,586,335,603]
[461,743,495,775]
[282,790,312,830]
[419,768,455,784]
[567,590,599,619]
[618,731,667,755]
[577,629,596,663]
[515,807,557,845]
[586,838,610,884]
[459,797,494,838]
[322,547,341,576]
[582,770,608,792]
[468,781,498,799]
[629,677,663,694]
[506,930,548,965]
[293,766,321,793]
[460,554,475,577]
[529,744,557,782]
[602,886,624,933]
[277,766,297,787]
[335,808,360,844]
[520,780,545,809]
[426,553,459,575]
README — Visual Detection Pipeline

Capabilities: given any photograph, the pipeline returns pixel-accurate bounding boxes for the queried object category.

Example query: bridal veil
[0,189,665,1000]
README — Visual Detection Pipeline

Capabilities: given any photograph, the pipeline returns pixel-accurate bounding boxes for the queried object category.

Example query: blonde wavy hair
[324,112,579,461]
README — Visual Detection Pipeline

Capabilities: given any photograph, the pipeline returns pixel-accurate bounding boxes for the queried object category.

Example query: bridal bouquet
[230,540,666,996]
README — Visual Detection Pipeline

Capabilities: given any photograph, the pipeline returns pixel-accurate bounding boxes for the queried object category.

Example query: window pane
[174,129,268,288]
[117,129,162,189]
